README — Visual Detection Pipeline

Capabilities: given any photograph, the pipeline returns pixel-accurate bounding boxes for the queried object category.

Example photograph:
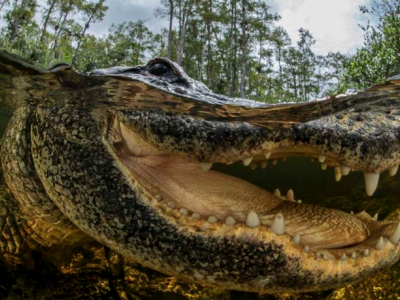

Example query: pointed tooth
[274,189,281,197]
[261,161,268,169]
[179,208,188,215]
[286,189,294,201]
[297,200,302,204]
[363,249,370,257]
[272,159,278,166]
[388,165,399,176]
[207,216,218,223]
[292,234,301,245]
[265,151,271,159]
[246,210,260,228]
[271,213,285,235]
[243,157,253,166]
[351,252,357,259]
[318,155,326,163]
[200,162,213,171]
[316,252,322,259]
[340,165,351,175]
[340,253,347,261]
[321,163,327,170]
[350,211,354,215]
[225,216,236,226]
[334,166,342,181]
[304,245,310,253]
[389,221,400,245]
[364,172,380,196]
[375,236,384,250]
[250,163,258,170]
[155,194,163,201]
[373,213,378,221]
[167,202,175,209]
[323,254,329,260]
[192,213,201,219]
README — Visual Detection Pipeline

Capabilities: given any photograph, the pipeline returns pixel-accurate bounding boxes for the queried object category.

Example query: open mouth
[105,110,400,263]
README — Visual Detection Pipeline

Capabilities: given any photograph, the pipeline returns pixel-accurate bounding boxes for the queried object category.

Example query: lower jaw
[108,138,400,292]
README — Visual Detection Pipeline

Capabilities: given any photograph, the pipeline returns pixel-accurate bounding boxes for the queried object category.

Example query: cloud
[87,0,167,36]
[272,0,367,55]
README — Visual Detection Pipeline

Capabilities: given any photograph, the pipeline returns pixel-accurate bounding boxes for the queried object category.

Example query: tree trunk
[0,0,9,12]
[9,0,30,43]
[227,0,235,96]
[167,0,174,59]
[239,0,247,98]
[177,0,195,65]
[48,1,74,64]
[40,0,57,43]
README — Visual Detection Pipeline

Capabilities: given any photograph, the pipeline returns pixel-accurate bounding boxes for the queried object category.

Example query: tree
[343,0,400,89]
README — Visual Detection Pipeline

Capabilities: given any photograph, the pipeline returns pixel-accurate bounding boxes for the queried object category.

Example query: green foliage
[342,0,400,89]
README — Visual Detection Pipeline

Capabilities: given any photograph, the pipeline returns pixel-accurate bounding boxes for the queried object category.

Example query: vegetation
[0,0,399,102]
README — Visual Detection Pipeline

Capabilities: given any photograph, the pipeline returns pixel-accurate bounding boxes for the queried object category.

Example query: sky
[87,0,369,56]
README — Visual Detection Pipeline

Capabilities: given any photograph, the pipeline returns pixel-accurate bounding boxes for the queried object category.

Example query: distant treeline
[0,0,399,102]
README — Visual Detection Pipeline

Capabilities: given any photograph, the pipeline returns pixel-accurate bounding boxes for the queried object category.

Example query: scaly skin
[1,50,400,293]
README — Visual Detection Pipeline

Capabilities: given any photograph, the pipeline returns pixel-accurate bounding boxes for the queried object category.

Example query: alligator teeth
[246,210,260,228]
[207,216,218,223]
[375,236,384,250]
[243,157,253,166]
[297,200,302,204]
[389,221,400,245]
[318,155,326,163]
[167,202,175,209]
[192,213,201,219]
[323,254,329,260]
[363,249,370,257]
[250,163,258,170]
[293,234,301,245]
[321,163,327,170]
[334,166,342,181]
[274,189,281,197]
[179,208,188,215]
[350,211,354,215]
[340,165,351,175]
[200,162,213,171]
[286,189,294,201]
[271,213,285,235]
[272,159,278,165]
[155,194,163,201]
[261,161,268,169]
[351,252,357,259]
[388,165,399,176]
[304,245,310,253]
[364,172,380,196]
[225,216,236,226]
[265,151,271,159]
[373,213,378,221]
[340,253,347,261]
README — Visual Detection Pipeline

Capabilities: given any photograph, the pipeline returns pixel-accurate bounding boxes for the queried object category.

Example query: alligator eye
[149,63,169,76]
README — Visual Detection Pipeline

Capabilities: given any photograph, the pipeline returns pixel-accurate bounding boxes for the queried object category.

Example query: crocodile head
[1,51,400,293]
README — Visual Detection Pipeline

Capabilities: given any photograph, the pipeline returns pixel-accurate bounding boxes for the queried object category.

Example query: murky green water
[0,109,12,138]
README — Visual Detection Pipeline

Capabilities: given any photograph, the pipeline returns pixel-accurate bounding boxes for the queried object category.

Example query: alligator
[1,50,400,294]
